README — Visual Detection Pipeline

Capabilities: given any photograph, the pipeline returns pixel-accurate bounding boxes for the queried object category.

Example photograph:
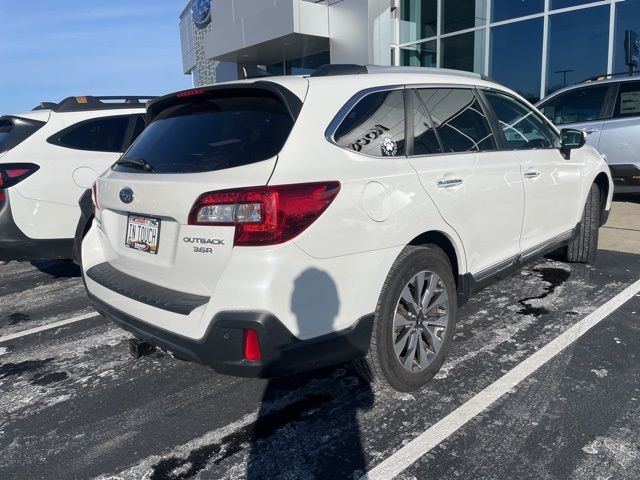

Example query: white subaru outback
[82,66,613,392]
[0,96,152,262]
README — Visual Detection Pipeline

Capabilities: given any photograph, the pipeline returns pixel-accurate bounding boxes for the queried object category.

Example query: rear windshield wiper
[115,157,155,172]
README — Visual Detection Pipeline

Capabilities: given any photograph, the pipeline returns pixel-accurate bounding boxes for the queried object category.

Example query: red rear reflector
[243,329,261,362]
[188,182,341,246]
[176,88,206,98]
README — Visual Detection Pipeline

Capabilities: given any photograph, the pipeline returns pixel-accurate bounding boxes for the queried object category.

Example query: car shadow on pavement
[244,268,374,479]
[29,259,80,278]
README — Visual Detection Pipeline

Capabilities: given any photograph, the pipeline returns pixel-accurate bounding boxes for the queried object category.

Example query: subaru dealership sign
[192,0,211,28]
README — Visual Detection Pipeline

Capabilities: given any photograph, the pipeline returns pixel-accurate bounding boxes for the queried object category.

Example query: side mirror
[560,128,586,159]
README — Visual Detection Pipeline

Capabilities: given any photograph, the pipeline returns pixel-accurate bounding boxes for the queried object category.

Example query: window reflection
[614,0,640,74]
[492,0,544,22]
[484,91,559,149]
[442,0,487,34]
[490,18,543,103]
[412,90,442,155]
[401,40,437,67]
[417,89,496,153]
[335,91,406,157]
[551,0,600,10]
[400,0,437,43]
[441,30,485,73]
[546,6,609,95]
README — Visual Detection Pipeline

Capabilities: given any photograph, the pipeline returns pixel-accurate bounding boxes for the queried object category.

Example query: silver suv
[537,74,640,193]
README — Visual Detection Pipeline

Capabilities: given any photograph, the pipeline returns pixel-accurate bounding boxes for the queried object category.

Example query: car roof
[539,73,640,104]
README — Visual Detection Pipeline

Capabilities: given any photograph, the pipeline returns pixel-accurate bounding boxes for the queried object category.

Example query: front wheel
[354,245,457,392]
[563,183,600,264]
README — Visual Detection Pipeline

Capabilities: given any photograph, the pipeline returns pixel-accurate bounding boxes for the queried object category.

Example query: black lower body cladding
[88,292,374,378]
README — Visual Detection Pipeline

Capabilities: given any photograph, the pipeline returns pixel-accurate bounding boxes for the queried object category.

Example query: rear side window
[417,88,497,153]
[483,91,559,150]
[116,90,294,174]
[50,115,132,153]
[334,90,406,157]
[538,85,609,125]
[0,116,46,154]
[411,90,442,155]
[614,81,640,118]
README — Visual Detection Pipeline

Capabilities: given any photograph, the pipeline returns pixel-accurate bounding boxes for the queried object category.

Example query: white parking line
[364,278,640,480]
[0,312,100,344]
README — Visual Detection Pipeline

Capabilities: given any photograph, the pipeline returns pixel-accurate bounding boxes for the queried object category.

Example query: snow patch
[590,368,608,379]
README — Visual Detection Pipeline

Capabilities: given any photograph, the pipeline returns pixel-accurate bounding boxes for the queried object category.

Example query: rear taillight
[0,163,39,190]
[188,182,341,246]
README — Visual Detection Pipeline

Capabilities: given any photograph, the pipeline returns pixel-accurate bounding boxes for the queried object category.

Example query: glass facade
[396,0,640,102]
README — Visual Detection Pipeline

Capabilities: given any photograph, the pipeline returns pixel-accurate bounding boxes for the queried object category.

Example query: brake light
[188,182,341,246]
[176,88,206,98]
[0,163,39,190]
[243,328,261,362]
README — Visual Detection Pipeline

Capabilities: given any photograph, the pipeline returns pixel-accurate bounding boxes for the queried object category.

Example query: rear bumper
[88,292,373,378]
[0,193,73,261]
[610,164,640,193]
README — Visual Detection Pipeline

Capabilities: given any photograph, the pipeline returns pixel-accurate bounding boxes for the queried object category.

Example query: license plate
[125,214,160,254]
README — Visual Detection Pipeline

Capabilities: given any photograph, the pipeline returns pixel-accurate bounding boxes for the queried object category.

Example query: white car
[82,67,613,392]
[0,96,152,262]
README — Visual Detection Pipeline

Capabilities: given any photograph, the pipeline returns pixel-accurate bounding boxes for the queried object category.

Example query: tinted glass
[57,116,130,152]
[484,91,559,150]
[442,0,487,34]
[614,81,640,118]
[0,117,45,154]
[538,85,609,125]
[335,90,405,157]
[546,6,609,95]
[492,0,543,22]
[551,0,600,9]
[400,40,436,67]
[400,0,437,43]
[441,30,485,73]
[118,92,294,174]
[614,0,640,73]
[490,18,543,103]
[418,89,497,153]
[131,116,146,142]
[411,90,442,155]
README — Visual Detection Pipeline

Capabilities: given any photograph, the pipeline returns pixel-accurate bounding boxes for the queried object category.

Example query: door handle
[582,128,598,134]
[523,171,540,179]
[436,178,464,188]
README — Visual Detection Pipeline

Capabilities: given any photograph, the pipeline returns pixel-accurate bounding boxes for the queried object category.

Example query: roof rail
[310,64,487,81]
[32,101,59,111]
[51,96,156,113]
[582,71,640,83]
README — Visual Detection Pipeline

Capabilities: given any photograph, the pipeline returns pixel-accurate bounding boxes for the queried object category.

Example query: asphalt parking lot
[1,201,639,480]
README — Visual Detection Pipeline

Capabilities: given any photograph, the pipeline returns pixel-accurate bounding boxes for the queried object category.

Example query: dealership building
[179,0,640,102]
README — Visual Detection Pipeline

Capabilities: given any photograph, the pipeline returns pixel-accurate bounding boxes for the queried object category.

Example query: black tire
[563,183,600,264]
[354,244,457,392]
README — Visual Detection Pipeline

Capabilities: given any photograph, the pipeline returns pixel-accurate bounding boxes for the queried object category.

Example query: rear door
[482,89,583,254]
[408,87,524,276]
[599,80,640,168]
[94,84,304,295]
[537,83,612,150]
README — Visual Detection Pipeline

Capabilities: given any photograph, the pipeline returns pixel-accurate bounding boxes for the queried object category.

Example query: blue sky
[0,0,191,114]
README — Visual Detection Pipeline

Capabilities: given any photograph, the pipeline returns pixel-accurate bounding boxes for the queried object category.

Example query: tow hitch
[129,338,156,359]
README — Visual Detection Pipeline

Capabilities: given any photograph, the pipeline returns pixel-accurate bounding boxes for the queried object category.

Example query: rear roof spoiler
[146,82,303,123]
[32,96,156,113]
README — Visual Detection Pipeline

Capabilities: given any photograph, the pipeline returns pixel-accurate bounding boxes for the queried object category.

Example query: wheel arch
[593,172,610,225]
[408,230,463,285]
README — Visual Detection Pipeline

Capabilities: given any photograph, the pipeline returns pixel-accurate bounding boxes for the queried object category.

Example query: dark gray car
[537,74,640,193]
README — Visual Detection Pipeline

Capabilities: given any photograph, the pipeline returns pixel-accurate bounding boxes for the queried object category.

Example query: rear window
[114,90,294,174]
[0,116,46,154]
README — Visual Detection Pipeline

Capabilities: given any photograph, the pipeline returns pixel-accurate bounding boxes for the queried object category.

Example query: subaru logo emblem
[119,188,134,204]
[192,0,212,28]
